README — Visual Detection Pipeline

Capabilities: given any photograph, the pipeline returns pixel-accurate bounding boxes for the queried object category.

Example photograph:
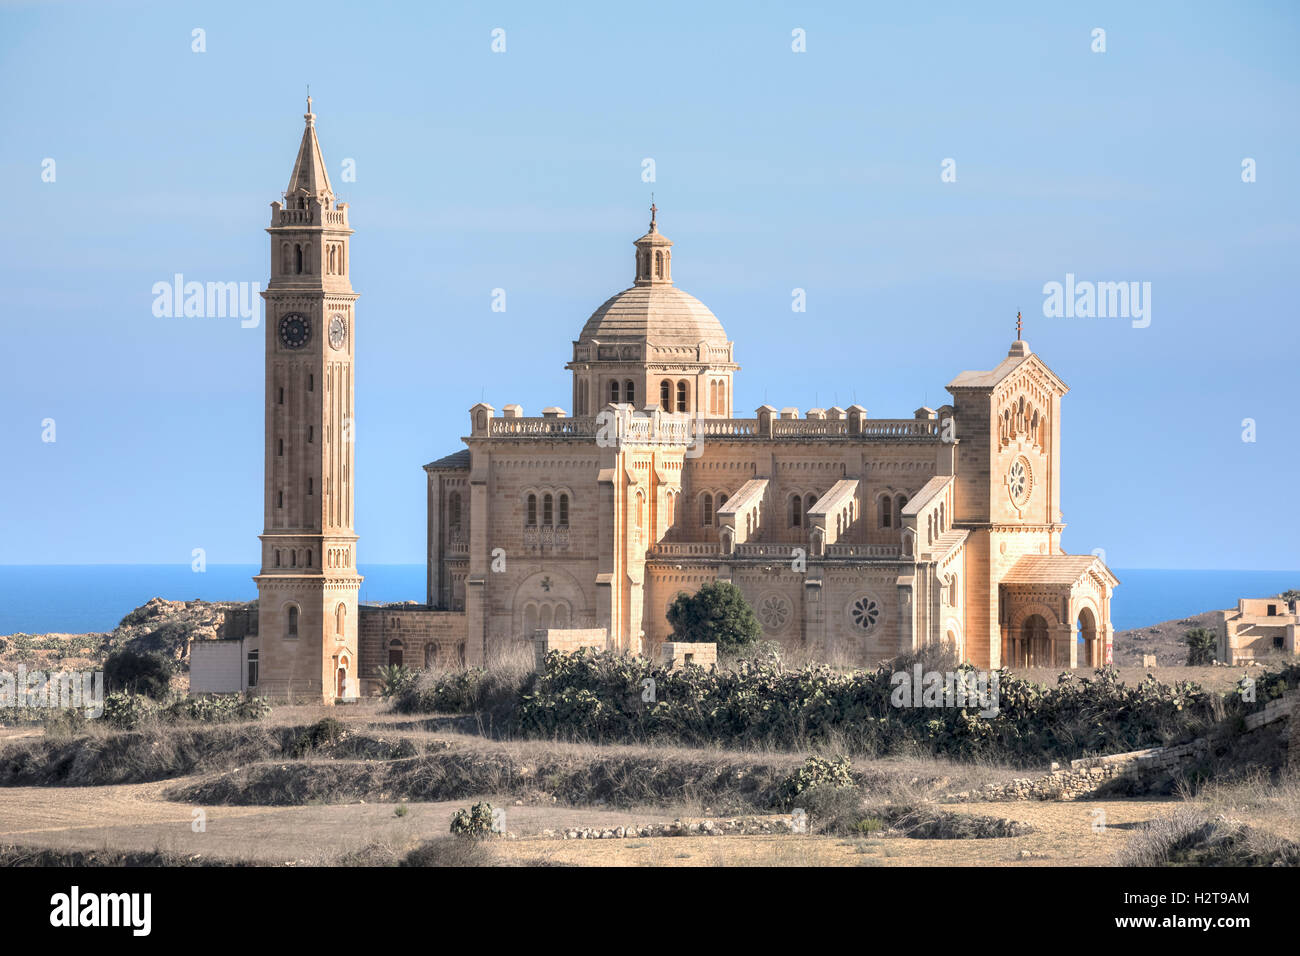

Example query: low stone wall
[546,817,794,840]
[660,642,717,669]
[533,628,608,673]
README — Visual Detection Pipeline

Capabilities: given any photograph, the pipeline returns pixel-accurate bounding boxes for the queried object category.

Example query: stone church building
[239,106,1117,701]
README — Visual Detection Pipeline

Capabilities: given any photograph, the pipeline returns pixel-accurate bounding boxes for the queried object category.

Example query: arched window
[526,494,537,526]
[539,604,554,631]
[938,501,945,533]
[388,639,403,667]
[287,606,299,639]
[880,495,892,528]
[709,380,718,415]
[275,550,281,568]
[625,380,636,406]
[718,493,728,509]
[609,380,620,404]
[306,549,312,567]
[655,250,663,277]
[543,493,553,526]
[281,243,291,274]
[701,492,713,527]
[558,493,569,527]
[806,493,817,518]
[791,495,802,527]
[294,244,303,274]
[635,492,645,533]
[449,491,462,530]
[676,381,687,412]
[896,495,908,523]
[660,380,671,409]
[718,380,726,416]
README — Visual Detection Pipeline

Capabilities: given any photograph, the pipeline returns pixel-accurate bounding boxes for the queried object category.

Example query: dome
[577,284,728,348]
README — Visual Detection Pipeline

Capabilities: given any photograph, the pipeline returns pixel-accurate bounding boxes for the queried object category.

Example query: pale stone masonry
[1217,597,1298,664]
[250,109,1119,700]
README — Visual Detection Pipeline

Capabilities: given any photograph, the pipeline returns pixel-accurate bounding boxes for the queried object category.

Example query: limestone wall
[357,605,467,695]
[533,628,608,672]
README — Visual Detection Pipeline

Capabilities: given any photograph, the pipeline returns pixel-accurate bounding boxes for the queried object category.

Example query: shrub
[403,836,496,866]
[375,664,418,700]
[449,801,496,838]
[1184,628,1217,665]
[102,691,158,729]
[290,717,346,757]
[779,755,855,806]
[166,693,271,724]
[104,648,173,699]
[666,581,762,653]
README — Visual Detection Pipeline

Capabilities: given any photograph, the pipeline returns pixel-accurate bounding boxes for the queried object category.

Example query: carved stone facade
[416,211,1118,679]
[252,110,1118,700]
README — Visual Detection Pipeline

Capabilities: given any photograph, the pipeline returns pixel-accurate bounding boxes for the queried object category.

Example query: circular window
[849,596,880,632]
[1008,457,1032,506]
[758,593,792,633]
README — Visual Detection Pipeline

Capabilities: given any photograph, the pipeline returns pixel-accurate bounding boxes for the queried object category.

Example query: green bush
[104,648,173,699]
[375,664,418,700]
[103,691,159,729]
[666,581,762,653]
[1184,627,1217,666]
[449,801,495,838]
[166,693,271,724]
[779,755,854,806]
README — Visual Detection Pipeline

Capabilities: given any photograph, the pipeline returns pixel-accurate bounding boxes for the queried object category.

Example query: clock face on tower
[278,313,311,349]
[328,314,347,350]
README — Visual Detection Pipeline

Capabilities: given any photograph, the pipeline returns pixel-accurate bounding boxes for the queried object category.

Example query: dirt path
[0,779,1184,866]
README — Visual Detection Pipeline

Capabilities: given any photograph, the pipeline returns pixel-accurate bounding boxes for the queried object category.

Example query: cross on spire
[1016,310,1022,340]
[649,195,657,232]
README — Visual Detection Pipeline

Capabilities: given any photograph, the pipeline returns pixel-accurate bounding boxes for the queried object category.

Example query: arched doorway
[336,665,347,699]
[1076,607,1097,668]
[1020,614,1051,667]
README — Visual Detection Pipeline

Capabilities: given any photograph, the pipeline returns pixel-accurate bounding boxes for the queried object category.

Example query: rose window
[759,594,791,632]
[850,596,880,631]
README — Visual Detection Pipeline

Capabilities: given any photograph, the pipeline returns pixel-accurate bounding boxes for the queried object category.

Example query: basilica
[240,106,1118,702]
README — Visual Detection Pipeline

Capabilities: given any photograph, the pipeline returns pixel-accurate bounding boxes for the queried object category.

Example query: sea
[0,565,1296,636]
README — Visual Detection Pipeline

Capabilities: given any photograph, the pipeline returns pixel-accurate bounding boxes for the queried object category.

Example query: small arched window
[543,493,553,526]
[805,493,816,518]
[939,501,945,533]
[660,380,672,409]
[294,244,303,274]
[718,493,728,509]
[880,495,892,528]
[336,603,346,637]
[676,381,688,412]
[449,491,462,530]
[609,380,620,404]
[710,381,718,415]
[526,494,537,526]
[701,492,713,527]
[625,380,636,406]
[896,495,908,522]
[287,606,299,639]
[655,250,663,278]
[718,380,727,416]
[791,495,802,527]
[558,494,569,527]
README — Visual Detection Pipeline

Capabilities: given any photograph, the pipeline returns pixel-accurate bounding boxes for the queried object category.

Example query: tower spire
[286,98,332,200]
[1016,310,1022,340]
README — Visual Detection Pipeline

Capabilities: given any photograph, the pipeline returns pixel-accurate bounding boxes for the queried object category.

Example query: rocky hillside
[1113,609,1225,667]
[0,598,255,672]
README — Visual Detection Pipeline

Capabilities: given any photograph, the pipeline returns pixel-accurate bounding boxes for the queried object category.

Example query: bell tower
[253,98,362,702]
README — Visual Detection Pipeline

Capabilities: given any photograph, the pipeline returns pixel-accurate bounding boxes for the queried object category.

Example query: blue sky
[1,0,1296,570]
